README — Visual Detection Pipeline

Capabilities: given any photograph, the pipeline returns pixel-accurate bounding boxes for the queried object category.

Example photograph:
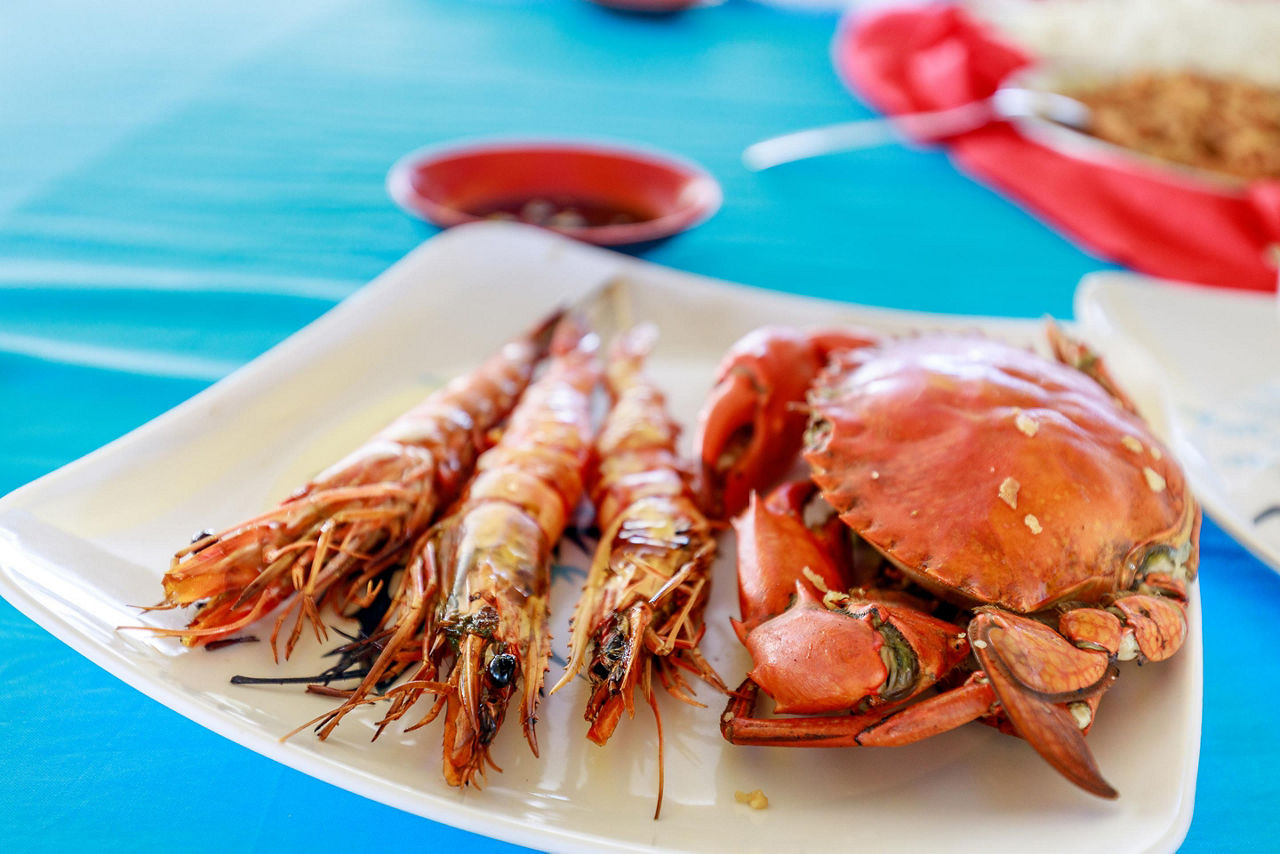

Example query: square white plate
[0,223,1199,853]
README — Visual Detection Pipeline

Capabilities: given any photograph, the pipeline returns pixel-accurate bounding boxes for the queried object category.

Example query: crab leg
[1061,594,1190,663]
[1059,509,1199,666]
[722,595,1122,798]
[1045,321,1140,414]
[552,326,725,750]
[963,608,1120,798]
[149,312,559,656]
[965,540,1196,796]
[721,678,894,747]
[723,674,998,748]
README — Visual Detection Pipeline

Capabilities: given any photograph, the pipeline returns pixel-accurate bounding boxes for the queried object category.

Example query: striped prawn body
[313,318,601,787]
[555,326,725,771]
[153,316,557,657]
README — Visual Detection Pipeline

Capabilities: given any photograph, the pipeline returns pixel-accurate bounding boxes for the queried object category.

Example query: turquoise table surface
[2,1,1276,851]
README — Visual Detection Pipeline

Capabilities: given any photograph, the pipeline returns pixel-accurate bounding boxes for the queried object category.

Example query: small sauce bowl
[387,140,722,246]
[587,0,706,12]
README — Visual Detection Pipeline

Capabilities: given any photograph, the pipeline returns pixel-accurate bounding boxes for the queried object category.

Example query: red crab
[697,325,1200,798]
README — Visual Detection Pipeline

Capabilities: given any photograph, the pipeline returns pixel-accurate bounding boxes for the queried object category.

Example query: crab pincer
[695,326,878,520]
[724,482,973,739]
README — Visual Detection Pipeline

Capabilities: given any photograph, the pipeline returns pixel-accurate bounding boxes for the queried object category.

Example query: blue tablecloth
[2,1,1275,850]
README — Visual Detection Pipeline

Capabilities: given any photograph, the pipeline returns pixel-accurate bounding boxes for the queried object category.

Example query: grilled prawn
[313,319,601,787]
[552,326,724,812]
[152,314,556,657]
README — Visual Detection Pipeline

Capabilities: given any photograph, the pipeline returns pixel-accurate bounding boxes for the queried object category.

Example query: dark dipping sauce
[468,196,652,229]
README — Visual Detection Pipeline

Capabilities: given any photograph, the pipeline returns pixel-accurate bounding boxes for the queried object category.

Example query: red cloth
[834,5,1280,292]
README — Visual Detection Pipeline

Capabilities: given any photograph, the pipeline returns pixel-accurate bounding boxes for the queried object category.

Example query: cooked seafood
[310,318,601,787]
[552,326,724,814]
[701,325,1199,798]
[695,326,877,520]
[150,314,557,657]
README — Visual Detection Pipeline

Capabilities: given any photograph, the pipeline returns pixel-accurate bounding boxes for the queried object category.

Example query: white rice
[966,0,1280,86]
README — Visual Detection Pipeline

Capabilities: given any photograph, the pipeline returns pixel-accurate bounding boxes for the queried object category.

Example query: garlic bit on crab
[698,325,1199,799]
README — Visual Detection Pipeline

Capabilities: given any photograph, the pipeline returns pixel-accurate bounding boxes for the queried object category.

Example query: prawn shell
[157,316,555,650]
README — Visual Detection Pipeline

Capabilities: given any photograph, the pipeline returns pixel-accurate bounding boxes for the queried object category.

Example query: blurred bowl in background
[586,0,708,13]
[388,139,722,246]
[1001,66,1251,198]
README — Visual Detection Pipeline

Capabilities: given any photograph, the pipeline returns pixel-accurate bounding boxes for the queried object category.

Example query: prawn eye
[488,652,518,687]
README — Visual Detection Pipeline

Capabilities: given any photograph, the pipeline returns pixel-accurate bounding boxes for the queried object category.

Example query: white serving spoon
[743,87,1092,171]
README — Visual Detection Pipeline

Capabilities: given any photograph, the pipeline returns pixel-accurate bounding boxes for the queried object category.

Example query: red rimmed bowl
[587,0,706,12]
[387,140,722,246]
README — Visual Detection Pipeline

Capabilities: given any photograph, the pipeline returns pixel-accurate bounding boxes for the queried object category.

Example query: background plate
[0,223,1200,853]
[1075,272,1280,576]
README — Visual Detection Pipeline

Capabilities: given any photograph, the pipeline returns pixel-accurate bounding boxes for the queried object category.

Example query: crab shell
[803,334,1199,613]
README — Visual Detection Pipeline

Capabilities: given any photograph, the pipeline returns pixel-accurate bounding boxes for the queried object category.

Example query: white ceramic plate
[0,223,1200,853]
[1075,271,1280,576]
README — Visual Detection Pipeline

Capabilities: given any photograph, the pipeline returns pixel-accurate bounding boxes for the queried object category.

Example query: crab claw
[969,608,1119,799]
[740,584,971,715]
[731,483,852,641]
[696,327,878,519]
